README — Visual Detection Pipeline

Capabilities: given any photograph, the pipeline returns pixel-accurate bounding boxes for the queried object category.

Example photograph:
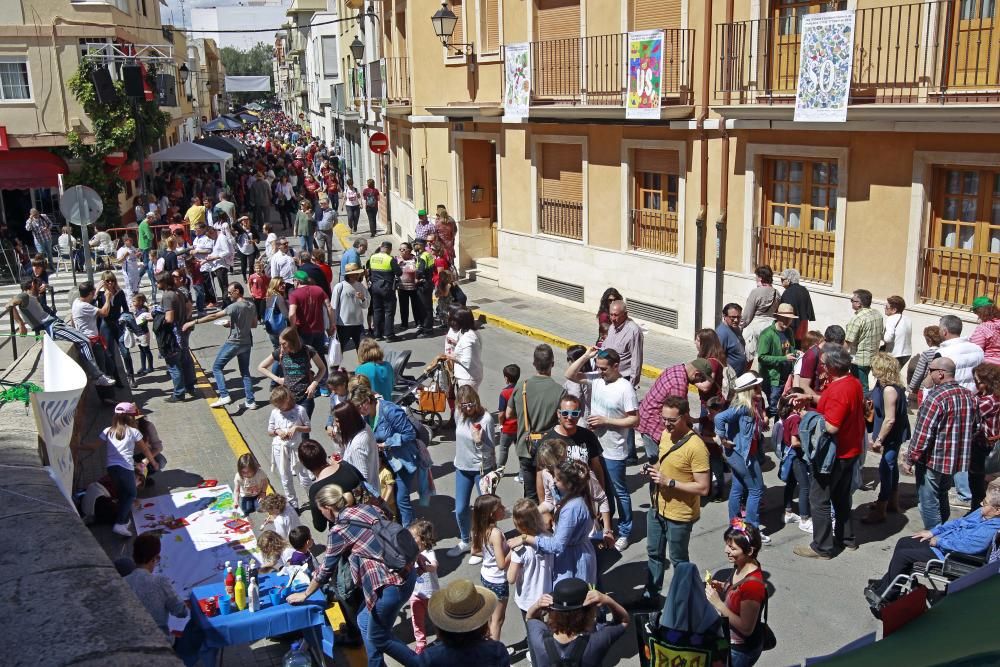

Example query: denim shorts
[480,575,509,600]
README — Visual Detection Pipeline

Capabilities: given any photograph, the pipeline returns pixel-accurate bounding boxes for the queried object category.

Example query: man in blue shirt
[339,237,368,282]
[716,303,747,374]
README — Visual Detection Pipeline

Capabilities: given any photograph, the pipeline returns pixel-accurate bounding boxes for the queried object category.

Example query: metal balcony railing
[539,198,583,240]
[756,225,836,285]
[526,29,694,106]
[629,209,678,256]
[921,247,1000,307]
[716,0,1000,105]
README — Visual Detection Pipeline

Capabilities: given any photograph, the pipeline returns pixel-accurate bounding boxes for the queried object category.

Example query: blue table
[181,574,327,666]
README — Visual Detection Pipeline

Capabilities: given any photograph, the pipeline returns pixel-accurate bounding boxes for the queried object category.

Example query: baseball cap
[690,358,713,378]
[417,209,427,216]
[293,270,309,282]
[114,402,138,416]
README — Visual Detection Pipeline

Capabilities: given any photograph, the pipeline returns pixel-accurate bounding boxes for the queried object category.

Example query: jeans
[763,376,783,418]
[298,396,316,422]
[953,470,972,502]
[731,645,763,667]
[358,569,417,667]
[108,464,136,525]
[519,456,538,502]
[645,513,694,597]
[783,456,811,518]
[100,321,134,380]
[625,428,638,460]
[192,283,207,315]
[138,345,154,373]
[454,468,481,543]
[916,464,952,530]
[298,234,314,254]
[809,455,858,556]
[726,451,764,527]
[212,341,254,400]
[347,205,361,232]
[240,495,260,515]
[36,238,54,270]
[365,206,377,236]
[395,466,417,527]
[874,536,937,596]
[397,289,422,329]
[497,433,515,470]
[852,364,872,399]
[603,457,633,539]
[165,336,196,399]
[641,433,659,460]
[876,446,900,503]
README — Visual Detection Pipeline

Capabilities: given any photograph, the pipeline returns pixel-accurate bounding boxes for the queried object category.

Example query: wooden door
[769,0,845,94]
[949,0,1000,88]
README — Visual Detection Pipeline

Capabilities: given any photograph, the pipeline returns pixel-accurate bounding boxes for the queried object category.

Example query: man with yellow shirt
[642,395,711,605]
[183,196,207,232]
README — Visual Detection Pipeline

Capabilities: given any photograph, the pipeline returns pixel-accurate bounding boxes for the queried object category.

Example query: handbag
[327,336,343,368]
[263,297,288,335]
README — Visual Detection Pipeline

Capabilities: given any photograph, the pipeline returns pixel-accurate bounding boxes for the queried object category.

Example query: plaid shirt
[906,381,979,475]
[978,393,1000,445]
[25,215,52,246]
[314,504,405,610]
[845,307,885,367]
[638,363,689,442]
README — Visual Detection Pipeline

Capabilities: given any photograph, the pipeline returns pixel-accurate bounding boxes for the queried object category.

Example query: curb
[470,308,664,380]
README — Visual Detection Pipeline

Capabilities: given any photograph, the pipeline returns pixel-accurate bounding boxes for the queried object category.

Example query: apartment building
[356,0,999,338]
[191,37,225,118]
[0,0,193,239]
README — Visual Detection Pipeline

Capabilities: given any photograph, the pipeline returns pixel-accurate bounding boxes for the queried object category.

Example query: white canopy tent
[147,142,233,181]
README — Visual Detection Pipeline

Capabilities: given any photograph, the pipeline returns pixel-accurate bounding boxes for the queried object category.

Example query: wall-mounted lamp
[431,2,474,58]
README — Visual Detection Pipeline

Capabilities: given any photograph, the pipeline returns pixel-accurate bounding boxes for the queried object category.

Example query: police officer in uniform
[366,241,402,341]
[412,239,436,337]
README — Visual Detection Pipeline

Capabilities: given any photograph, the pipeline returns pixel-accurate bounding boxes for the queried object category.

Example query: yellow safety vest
[368,252,394,271]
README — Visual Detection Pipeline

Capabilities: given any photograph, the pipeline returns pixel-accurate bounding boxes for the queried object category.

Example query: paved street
[55,241,940,666]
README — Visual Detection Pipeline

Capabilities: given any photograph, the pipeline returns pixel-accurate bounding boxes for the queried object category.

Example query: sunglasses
[459,402,476,409]
[558,409,582,418]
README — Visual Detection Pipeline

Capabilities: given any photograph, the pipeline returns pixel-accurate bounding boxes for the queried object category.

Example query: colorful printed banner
[503,42,530,122]
[626,30,665,120]
[794,10,856,122]
[31,335,86,506]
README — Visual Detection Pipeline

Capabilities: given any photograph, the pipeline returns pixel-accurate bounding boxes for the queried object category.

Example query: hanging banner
[794,10,856,122]
[224,75,272,92]
[626,30,665,120]
[380,60,388,108]
[503,42,531,122]
[30,335,87,505]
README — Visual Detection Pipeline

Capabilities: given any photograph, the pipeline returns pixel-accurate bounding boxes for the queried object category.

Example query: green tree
[220,43,276,105]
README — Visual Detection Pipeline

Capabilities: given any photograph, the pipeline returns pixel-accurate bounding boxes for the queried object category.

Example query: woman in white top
[447,385,496,558]
[333,400,379,489]
[882,295,913,370]
[439,307,483,390]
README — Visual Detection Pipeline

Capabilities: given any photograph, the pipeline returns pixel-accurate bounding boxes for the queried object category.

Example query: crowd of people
[14,110,1000,665]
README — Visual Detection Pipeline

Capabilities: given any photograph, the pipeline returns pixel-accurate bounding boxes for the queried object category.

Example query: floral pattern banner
[626,30,664,120]
[794,11,856,122]
[503,43,530,122]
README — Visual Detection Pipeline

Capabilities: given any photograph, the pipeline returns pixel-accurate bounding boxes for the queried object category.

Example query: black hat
[550,577,589,612]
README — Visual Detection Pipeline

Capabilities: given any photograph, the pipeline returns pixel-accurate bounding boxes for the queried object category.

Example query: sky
[160,0,291,30]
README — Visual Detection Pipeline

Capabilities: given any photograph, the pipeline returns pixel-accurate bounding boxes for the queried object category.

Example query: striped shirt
[906,381,979,475]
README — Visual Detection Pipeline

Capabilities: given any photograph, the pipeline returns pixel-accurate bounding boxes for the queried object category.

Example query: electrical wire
[100,11,374,35]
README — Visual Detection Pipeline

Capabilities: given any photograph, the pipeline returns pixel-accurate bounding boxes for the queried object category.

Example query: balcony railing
[539,198,583,240]
[367,60,384,105]
[384,57,411,106]
[921,247,1000,307]
[526,30,694,106]
[756,225,835,285]
[716,0,1000,106]
[629,209,678,256]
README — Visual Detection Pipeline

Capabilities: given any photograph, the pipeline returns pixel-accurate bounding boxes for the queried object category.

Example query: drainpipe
[694,0,714,333]
[714,0,734,323]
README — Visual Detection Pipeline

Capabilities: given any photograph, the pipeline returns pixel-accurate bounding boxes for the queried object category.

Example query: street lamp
[349,36,365,63]
[178,63,190,84]
[430,2,473,57]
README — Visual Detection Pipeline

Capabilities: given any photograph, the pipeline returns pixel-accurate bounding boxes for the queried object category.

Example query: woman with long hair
[256,326,327,419]
[596,287,624,344]
[97,270,136,388]
[508,459,597,583]
[332,400,379,490]
[971,299,1000,365]
[447,385,496,560]
[94,403,157,537]
[862,353,911,524]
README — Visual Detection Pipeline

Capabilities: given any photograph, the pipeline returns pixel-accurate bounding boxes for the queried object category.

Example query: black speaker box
[88,66,118,104]
[122,64,144,98]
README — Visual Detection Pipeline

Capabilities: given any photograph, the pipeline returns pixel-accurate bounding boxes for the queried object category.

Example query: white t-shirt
[510,539,553,612]
[102,426,143,471]
[343,426,379,488]
[413,548,440,599]
[270,252,296,283]
[452,330,483,388]
[71,299,100,338]
[269,405,310,447]
[883,313,913,357]
[270,503,301,540]
[264,233,278,259]
[587,374,639,461]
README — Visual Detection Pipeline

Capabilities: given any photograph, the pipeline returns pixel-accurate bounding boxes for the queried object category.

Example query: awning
[0,149,68,190]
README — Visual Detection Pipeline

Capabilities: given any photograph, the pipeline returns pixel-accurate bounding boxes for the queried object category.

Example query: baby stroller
[397,359,449,430]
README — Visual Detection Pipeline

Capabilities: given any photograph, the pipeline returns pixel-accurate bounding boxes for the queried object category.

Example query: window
[0,60,30,101]
[403,132,413,201]
[630,148,679,255]
[137,0,147,16]
[539,142,584,240]
[480,0,501,54]
[322,36,338,78]
[450,0,464,48]
[922,167,1000,306]
[759,157,838,283]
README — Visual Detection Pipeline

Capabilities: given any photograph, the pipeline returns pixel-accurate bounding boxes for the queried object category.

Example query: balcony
[539,198,583,240]
[629,209,678,256]
[363,58,411,111]
[521,30,695,118]
[921,247,1000,308]
[716,0,1000,113]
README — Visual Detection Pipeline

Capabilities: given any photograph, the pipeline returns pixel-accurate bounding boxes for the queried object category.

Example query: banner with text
[794,11,856,122]
[503,43,531,122]
[626,30,665,120]
[31,335,86,505]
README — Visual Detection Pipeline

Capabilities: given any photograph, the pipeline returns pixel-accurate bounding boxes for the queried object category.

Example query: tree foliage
[65,59,171,226]
[220,43,276,105]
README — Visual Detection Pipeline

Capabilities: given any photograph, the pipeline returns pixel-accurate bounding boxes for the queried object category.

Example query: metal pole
[78,186,94,284]
[134,99,148,196]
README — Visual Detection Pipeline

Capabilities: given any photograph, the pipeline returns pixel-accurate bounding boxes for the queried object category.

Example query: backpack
[340,511,419,572]
[542,634,589,667]
[364,192,377,208]
[152,310,180,358]
[263,297,288,335]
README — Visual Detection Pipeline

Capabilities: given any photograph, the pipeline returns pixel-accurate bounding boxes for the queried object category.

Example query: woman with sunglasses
[447,385,497,561]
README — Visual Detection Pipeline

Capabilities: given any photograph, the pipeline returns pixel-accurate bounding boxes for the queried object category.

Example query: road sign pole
[78,187,94,283]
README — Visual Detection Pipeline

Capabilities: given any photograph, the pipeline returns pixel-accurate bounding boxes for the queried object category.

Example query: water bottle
[282,641,313,667]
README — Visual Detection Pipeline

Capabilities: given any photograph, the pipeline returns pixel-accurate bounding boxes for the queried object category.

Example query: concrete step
[468,256,499,286]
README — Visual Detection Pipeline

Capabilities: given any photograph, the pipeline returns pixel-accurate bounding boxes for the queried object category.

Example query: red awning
[0,149,68,190]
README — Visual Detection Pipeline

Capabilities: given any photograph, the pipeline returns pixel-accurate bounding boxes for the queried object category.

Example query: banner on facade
[503,42,530,122]
[380,60,388,108]
[30,335,86,505]
[224,75,272,92]
[626,30,665,120]
[793,10,855,122]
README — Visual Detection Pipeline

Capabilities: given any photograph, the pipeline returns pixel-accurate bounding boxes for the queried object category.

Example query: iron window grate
[537,276,585,303]
[628,299,679,329]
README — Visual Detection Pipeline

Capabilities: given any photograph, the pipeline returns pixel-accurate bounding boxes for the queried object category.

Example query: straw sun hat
[427,580,498,633]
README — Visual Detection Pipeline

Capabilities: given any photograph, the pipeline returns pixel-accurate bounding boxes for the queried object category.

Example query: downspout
[694,0,713,333]
[714,0,735,323]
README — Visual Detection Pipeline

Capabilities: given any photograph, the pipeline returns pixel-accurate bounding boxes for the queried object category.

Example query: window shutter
[322,36,339,78]
[535,0,580,41]
[395,0,407,57]
[634,149,679,175]
[484,0,500,53]
[630,0,681,30]
[451,0,464,46]
[540,143,583,202]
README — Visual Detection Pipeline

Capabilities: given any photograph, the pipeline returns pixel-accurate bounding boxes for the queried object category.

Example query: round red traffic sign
[369,132,389,154]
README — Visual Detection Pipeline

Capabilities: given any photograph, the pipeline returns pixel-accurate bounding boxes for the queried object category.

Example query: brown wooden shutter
[630,0,681,30]
[451,0,464,45]
[484,0,500,53]
[535,0,580,41]
[395,0,407,57]
[540,143,583,202]
[634,149,679,175]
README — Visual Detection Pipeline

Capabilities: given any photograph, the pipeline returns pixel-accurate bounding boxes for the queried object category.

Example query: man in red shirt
[288,270,335,385]
[793,344,864,560]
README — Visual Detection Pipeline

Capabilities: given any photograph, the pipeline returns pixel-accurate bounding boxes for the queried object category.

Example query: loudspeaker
[156,74,177,107]
[88,66,118,104]
[122,64,144,98]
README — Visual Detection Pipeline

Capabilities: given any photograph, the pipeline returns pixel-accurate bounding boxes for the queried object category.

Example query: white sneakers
[468,554,484,565]
[244,401,259,410]
[798,518,814,534]
[614,536,629,552]
[210,396,232,408]
[112,523,132,537]
[97,375,115,386]
[784,511,800,524]
[447,540,471,558]
[760,533,772,545]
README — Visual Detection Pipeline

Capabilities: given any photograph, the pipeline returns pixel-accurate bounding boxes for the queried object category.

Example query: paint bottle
[224,566,235,599]
[247,576,260,613]
[234,573,247,611]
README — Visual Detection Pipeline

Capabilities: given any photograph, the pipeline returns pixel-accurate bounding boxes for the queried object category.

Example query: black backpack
[341,512,419,572]
[152,310,180,358]
[543,634,589,667]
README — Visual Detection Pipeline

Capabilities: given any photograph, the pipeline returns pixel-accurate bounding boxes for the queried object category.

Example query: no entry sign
[369,132,389,154]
